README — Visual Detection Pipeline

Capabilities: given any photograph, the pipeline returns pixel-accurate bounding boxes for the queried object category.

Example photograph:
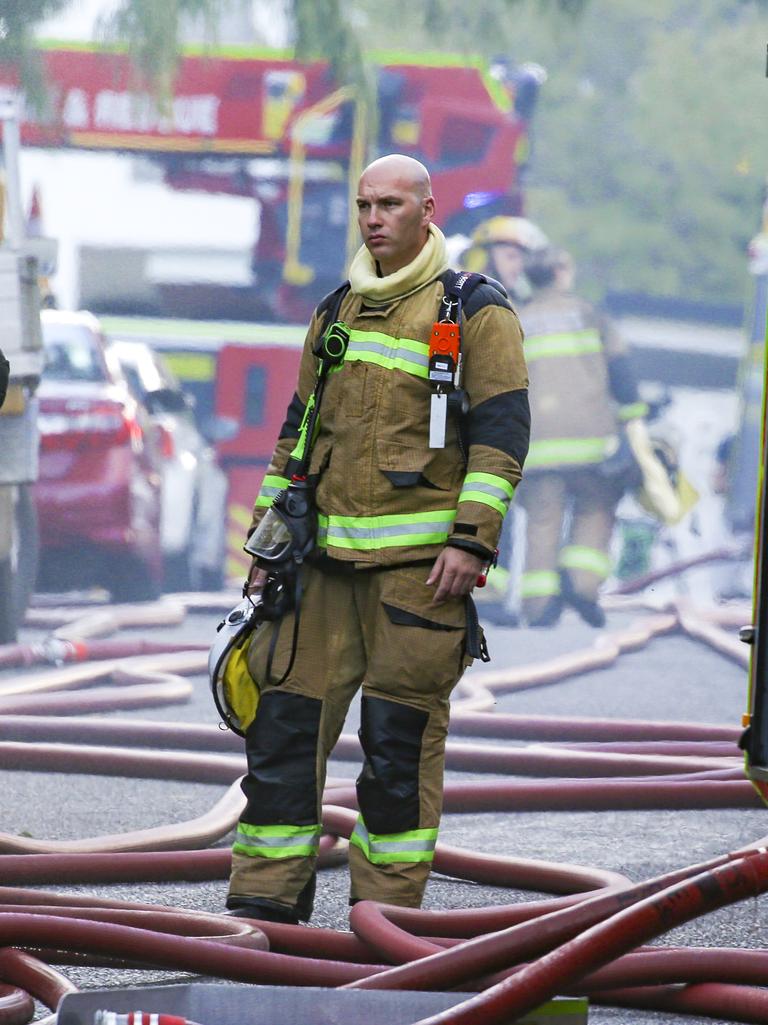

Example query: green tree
[103,0,224,98]
[0,0,69,99]
[519,0,768,305]
[349,0,768,306]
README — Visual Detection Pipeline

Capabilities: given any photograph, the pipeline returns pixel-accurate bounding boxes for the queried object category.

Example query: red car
[35,310,163,602]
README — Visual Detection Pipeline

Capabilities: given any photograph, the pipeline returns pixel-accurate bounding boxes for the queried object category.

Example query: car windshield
[42,324,109,383]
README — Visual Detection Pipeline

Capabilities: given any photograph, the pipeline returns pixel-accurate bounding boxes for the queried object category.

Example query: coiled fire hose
[0,591,764,1025]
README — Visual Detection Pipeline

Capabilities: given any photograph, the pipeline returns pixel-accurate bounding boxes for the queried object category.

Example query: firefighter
[517,247,647,628]
[463,215,550,305]
[459,215,549,622]
[226,154,529,923]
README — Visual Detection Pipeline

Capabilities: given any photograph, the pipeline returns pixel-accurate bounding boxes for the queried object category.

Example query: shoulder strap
[317,280,351,334]
[438,269,508,316]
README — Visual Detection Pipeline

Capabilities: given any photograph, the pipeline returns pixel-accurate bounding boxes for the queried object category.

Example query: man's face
[356,168,434,275]
[490,243,525,292]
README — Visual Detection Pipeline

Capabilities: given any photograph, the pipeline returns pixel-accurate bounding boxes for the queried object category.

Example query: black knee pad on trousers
[241,690,322,825]
[357,695,428,835]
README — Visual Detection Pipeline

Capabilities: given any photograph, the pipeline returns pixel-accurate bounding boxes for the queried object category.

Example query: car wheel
[109,553,161,604]
[0,558,15,644]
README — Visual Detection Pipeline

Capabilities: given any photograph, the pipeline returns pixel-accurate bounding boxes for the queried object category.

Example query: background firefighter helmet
[469,216,550,253]
[463,216,550,302]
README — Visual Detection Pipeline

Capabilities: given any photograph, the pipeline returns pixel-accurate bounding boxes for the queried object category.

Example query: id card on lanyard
[428,321,460,448]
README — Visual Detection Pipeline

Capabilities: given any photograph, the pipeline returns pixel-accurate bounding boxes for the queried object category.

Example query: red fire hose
[403,850,768,1025]
[0,593,764,1025]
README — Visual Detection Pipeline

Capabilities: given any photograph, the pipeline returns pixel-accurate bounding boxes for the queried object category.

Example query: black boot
[525,596,562,628]
[224,896,301,924]
[560,571,605,628]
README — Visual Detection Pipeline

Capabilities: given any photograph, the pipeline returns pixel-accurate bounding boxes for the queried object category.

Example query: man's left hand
[427,546,485,604]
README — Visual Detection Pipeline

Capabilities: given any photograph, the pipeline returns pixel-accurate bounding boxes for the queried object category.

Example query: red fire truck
[8,42,542,581]
[3,42,541,321]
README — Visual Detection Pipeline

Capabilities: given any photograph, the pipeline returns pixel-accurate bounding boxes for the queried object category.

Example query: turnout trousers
[228,559,473,918]
[518,470,622,621]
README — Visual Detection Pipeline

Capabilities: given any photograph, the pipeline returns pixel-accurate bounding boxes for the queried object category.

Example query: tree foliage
[0,0,69,98]
[100,0,222,97]
[514,0,768,304]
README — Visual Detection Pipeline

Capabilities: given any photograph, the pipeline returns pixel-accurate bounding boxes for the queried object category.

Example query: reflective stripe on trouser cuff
[350,816,438,865]
[525,437,612,469]
[559,545,612,579]
[317,510,455,552]
[524,328,603,362]
[458,471,515,516]
[520,570,561,599]
[254,474,291,509]
[233,821,321,859]
[618,401,649,421]
[345,329,430,379]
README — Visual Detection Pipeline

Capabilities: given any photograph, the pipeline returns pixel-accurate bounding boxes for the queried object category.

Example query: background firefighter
[462,215,550,305]
[516,247,648,628]
[225,154,529,924]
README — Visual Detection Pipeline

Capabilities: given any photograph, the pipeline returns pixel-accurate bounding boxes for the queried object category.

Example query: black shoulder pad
[463,280,515,320]
[439,270,511,320]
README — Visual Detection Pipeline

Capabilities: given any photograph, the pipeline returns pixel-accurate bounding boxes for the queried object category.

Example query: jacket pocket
[378,439,461,492]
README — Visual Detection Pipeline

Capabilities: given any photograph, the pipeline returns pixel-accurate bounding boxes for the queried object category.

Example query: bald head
[356,153,435,275]
[359,154,433,200]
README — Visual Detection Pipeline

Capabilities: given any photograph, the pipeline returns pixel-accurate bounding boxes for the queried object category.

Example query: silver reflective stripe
[325,519,452,540]
[368,838,435,853]
[345,330,431,379]
[347,339,429,369]
[461,481,512,504]
[352,818,438,854]
[317,510,456,551]
[235,830,320,850]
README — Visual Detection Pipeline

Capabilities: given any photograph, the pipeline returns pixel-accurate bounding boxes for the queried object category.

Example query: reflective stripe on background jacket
[250,275,530,565]
[520,287,645,472]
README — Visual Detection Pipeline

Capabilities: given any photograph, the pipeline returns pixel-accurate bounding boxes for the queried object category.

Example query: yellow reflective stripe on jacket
[524,328,602,362]
[254,474,290,508]
[526,436,611,469]
[559,545,612,579]
[233,821,321,859]
[350,815,438,865]
[345,329,430,379]
[520,570,561,598]
[618,401,650,421]
[459,471,516,516]
[317,509,455,551]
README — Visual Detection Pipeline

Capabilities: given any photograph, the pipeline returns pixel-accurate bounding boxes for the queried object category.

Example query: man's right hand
[245,563,268,597]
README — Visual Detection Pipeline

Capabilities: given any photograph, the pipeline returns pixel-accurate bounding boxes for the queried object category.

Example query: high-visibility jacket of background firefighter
[519,286,647,473]
[250,275,530,565]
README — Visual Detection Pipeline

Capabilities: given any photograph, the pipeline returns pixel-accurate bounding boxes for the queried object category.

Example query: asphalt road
[1,584,765,1025]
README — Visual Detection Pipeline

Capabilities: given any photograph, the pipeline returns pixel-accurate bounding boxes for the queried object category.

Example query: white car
[108,338,227,591]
